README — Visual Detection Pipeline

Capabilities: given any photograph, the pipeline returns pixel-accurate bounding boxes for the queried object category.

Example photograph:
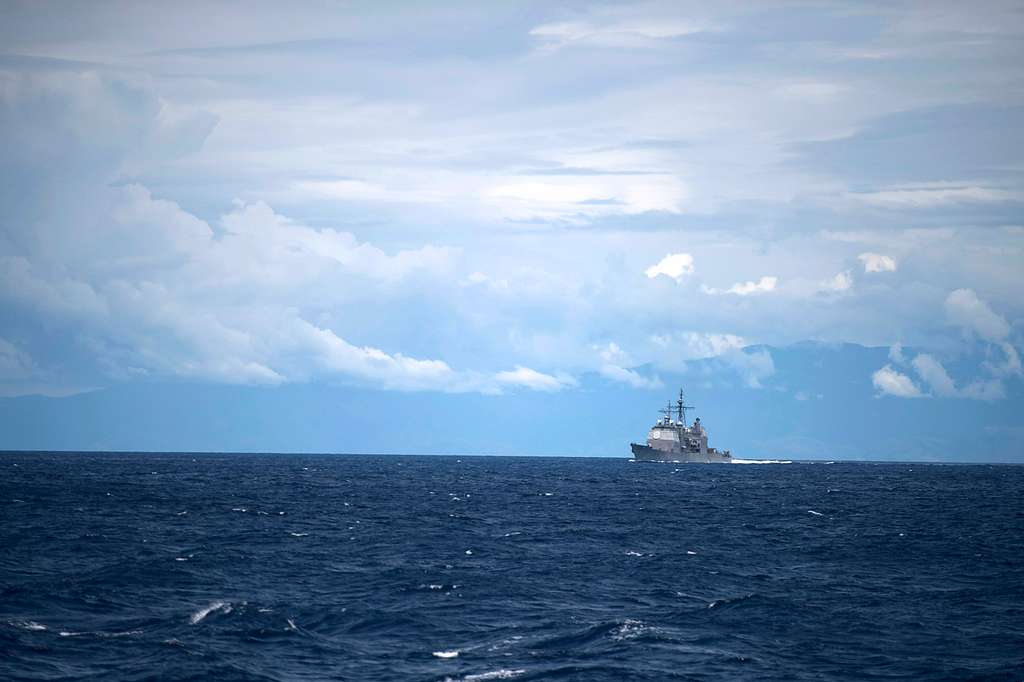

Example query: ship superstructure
[630,389,732,463]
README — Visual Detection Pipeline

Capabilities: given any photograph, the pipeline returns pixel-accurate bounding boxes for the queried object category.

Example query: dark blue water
[1,454,1022,681]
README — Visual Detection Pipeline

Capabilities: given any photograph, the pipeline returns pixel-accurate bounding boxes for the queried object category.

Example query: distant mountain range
[1,342,1021,462]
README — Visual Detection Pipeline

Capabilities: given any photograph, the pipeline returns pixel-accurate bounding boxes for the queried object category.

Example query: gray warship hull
[631,443,731,463]
[630,389,733,463]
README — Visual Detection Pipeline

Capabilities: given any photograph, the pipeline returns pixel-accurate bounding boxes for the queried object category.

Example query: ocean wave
[610,619,649,641]
[10,619,47,631]
[707,593,758,610]
[731,459,793,465]
[445,670,525,682]
[4,453,1022,681]
[189,601,232,625]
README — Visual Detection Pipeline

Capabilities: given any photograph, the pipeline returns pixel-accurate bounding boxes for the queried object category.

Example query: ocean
[1,453,1021,681]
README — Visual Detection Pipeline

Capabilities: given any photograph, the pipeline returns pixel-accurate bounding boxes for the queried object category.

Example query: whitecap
[807,510,824,516]
[289,532,309,537]
[732,459,792,465]
[461,670,526,681]
[611,618,647,641]
[286,618,298,631]
[486,635,523,652]
[686,550,697,555]
[465,549,473,555]
[625,551,643,557]
[189,601,231,625]
[12,620,46,631]
[60,628,141,638]
[501,531,522,538]
[433,650,459,658]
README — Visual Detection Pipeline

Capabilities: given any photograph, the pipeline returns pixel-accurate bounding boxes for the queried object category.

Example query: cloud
[858,253,897,273]
[495,366,576,392]
[944,289,1011,341]
[993,342,1022,377]
[644,253,694,281]
[594,343,663,389]
[874,351,1010,401]
[529,17,709,50]
[959,379,1006,401]
[2,6,1024,406]
[821,271,852,292]
[648,332,748,367]
[888,342,906,364]
[599,364,663,390]
[716,348,775,389]
[702,276,777,296]
[853,186,1020,207]
[294,320,457,390]
[910,353,958,397]
[910,352,1008,402]
[872,365,923,398]
[459,271,509,291]
[942,290,1020,380]
[0,338,36,381]
[483,174,688,221]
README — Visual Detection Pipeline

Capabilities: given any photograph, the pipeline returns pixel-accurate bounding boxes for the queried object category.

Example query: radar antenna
[676,388,695,427]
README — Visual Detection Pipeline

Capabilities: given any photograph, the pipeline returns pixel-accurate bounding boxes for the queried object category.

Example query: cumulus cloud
[873,351,1010,401]
[3,7,1024,405]
[944,289,1011,341]
[644,253,694,281]
[943,289,1021,379]
[910,354,958,397]
[994,342,1022,377]
[599,364,664,390]
[821,271,853,292]
[709,348,775,389]
[595,343,662,389]
[872,365,923,398]
[858,253,897,273]
[888,342,906,364]
[495,366,576,392]
[702,276,777,295]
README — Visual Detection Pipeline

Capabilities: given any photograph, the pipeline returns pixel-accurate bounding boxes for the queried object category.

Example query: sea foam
[189,601,232,625]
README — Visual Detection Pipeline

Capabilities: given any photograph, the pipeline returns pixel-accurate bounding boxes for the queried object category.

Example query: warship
[630,389,732,463]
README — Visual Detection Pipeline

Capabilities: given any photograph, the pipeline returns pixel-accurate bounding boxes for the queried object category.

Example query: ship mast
[676,388,694,427]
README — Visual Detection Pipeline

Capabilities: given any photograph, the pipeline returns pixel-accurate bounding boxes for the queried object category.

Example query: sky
[0,1,1022,456]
